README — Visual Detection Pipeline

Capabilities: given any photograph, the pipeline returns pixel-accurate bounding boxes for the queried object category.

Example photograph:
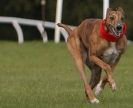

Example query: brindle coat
[57,7,127,103]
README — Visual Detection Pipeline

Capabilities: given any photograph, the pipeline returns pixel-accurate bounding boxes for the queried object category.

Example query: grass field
[0,41,133,108]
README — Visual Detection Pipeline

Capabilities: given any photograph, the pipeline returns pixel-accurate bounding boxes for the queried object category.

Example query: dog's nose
[116,25,122,31]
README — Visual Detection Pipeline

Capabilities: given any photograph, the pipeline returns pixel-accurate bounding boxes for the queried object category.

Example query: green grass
[0,41,133,108]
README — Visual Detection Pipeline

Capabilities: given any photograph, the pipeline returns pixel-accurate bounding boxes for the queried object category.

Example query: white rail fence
[0,0,110,44]
[0,16,132,45]
[0,16,70,44]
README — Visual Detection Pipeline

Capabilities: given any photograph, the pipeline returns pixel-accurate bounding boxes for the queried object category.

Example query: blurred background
[0,0,132,42]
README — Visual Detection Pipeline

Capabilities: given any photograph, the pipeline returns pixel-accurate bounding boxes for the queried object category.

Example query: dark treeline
[0,0,132,41]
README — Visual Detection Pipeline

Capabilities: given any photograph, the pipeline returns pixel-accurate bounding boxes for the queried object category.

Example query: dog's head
[105,7,125,37]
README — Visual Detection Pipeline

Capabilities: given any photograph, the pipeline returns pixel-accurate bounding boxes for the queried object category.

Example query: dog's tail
[57,23,72,35]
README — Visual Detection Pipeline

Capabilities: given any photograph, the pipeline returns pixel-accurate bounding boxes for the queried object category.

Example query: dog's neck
[99,20,127,42]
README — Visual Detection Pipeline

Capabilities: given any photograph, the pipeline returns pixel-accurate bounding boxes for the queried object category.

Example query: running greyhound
[57,7,127,104]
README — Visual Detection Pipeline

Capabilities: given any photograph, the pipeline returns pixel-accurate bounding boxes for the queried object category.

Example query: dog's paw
[95,80,103,95]
[95,87,103,96]
[111,82,117,91]
[108,79,117,91]
[107,78,116,91]
[90,98,100,104]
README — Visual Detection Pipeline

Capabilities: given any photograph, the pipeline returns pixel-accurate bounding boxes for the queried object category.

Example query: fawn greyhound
[57,7,127,103]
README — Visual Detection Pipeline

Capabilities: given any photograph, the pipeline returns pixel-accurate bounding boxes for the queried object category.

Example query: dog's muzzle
[109,23,123,37]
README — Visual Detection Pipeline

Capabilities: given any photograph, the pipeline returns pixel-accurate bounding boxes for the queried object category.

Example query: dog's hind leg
[85,60,102,89]
[85,59,102,89]
[67,33,99,104]
[89,65,102,89]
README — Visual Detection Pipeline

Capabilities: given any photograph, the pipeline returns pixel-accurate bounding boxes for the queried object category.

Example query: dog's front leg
[95,36,127,95]
[95,55,121,95]
[89,55,116,90]
[89,37,116,91]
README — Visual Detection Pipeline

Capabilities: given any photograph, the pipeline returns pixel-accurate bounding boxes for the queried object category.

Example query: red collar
[99,20,127,42]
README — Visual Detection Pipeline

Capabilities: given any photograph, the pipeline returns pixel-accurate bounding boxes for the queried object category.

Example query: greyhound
[57,7,127,104]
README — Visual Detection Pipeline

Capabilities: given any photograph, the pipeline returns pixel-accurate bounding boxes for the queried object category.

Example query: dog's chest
[103,42,120,64]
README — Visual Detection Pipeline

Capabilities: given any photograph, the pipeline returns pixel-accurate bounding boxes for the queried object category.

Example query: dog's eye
[121,17,124,20]
[110,16,114,20]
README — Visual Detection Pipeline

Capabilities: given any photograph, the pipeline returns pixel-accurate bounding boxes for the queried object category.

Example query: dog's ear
[106,8,112,18]
[117,7,124,15]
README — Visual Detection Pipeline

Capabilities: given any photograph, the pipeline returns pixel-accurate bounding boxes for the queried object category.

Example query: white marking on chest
[103,42,120,64]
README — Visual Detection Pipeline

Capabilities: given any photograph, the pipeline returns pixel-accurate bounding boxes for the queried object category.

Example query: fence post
[60,28,68,42]
[103,0,109,19]
[54,0,63,43]
[37,23,48,43]
[12,20,24,44]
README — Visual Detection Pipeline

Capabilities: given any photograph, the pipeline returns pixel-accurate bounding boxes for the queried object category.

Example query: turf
[0,41,133,108]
